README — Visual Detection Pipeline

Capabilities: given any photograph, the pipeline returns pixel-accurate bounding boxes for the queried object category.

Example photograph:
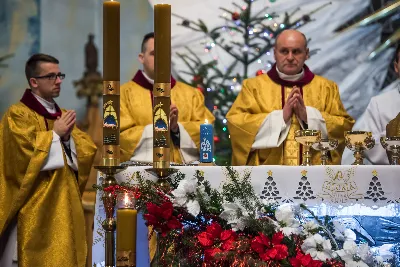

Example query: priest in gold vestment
[120,32,215,163]
[227,30,354,166]
[0,54,96,267]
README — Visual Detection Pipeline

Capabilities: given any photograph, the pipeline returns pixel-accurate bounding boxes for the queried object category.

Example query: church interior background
[1,0,399,266]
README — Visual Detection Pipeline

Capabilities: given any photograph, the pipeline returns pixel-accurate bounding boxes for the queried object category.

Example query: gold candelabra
[145,4,177,185]
[94,79,126,267]
[94,1,126,266]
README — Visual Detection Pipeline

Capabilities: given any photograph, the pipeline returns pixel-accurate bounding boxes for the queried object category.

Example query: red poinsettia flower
[289,252,324,267]
[198,222,237,249]
[143,201,182,237]
[251,232,288,261]
[204,248,223,262]
[197,222,237,262]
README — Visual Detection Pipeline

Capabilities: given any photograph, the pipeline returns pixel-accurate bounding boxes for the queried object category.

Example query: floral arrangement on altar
[98,167,393,267]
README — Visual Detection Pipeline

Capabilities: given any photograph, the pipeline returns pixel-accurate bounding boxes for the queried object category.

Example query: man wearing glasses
[0,54,97,267]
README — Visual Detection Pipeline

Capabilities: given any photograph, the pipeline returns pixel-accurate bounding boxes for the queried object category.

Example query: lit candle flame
[124,193,129,207]
[205,119,209,124]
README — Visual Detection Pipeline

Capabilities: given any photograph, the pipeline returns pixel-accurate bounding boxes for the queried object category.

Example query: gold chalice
[312,138,338,165]
[295,130,321,166]
[344,131,375,165]
[380,136,400,165]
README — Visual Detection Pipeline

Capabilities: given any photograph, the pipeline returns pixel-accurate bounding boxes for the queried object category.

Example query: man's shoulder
[370,89,399,104]
[6,102,31,115]
[175,81,195,89]
[1,102,33,123]
[121,80,141,91]
[174,81,200,94]
[312,74,336,86]
[242,74,272,88]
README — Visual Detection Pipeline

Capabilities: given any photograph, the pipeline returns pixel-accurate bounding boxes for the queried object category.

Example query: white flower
[95,262,105,267]
[301,234,333,262]
[197,184,210,202]
[186,199,200,217]
[302,221,319,237]
[171,177,201,217]
[262,198,277,206]
[219,202,249,231]
[335,241,372,267]
[275,204,300,236]
[332,220,356,241]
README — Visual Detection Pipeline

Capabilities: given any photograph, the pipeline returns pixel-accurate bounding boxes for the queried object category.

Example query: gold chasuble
[0,90,97,267]
[227,64,354,166]
[120,71,215,163]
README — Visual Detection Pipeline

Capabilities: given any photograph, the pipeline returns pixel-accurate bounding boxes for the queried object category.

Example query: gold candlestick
[153,4,171,171]
[94,1,126,267]
[146,4,177,181]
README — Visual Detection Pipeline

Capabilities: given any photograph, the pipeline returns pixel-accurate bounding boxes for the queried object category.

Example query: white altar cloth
[92,165,400,266]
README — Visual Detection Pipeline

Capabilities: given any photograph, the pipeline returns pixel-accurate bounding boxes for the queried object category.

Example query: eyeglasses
[34,73,66,80]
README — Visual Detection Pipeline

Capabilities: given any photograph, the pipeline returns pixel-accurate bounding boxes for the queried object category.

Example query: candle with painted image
[200,119,214,163]
[116,192,137,267]
[102,0,121,166]
[153,3,172,169]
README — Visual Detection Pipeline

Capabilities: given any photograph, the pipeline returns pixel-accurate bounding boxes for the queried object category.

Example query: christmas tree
[173,0,330,165]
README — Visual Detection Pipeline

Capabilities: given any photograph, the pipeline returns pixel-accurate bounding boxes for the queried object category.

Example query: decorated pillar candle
[102,0,120,166]
[200,119,214,163]
[116,193,137,267]
[153,4,172,169]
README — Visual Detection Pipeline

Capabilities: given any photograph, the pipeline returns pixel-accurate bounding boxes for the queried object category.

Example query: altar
[92,165,400,266]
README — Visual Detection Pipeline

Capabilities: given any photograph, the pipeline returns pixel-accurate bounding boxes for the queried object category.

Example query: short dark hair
[25,53,59,86]
[141,32,154,53]
[395,42,400,63]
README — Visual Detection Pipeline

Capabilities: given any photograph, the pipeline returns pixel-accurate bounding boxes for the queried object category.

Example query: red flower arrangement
[96,167,389,266]
[143,202,182,237]
[197,222,237,261]
[251,232,288,261]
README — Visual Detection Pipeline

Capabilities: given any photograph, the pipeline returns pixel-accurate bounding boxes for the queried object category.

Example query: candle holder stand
[145,167,178,191]
[94,165,126,267]
[96,77,125,266]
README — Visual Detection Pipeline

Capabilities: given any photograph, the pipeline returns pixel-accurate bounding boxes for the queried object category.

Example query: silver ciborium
[380,136,400,165]
[312,139,338,165]
[295,130,321,166]
[344,131,375,165]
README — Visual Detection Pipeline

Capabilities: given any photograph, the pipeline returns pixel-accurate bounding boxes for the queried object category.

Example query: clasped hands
[53,110,76,141]
[283,86,307,124]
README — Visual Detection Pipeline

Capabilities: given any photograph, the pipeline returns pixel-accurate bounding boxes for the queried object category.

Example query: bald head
[273,29,309,75]
[275,30,308,49]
